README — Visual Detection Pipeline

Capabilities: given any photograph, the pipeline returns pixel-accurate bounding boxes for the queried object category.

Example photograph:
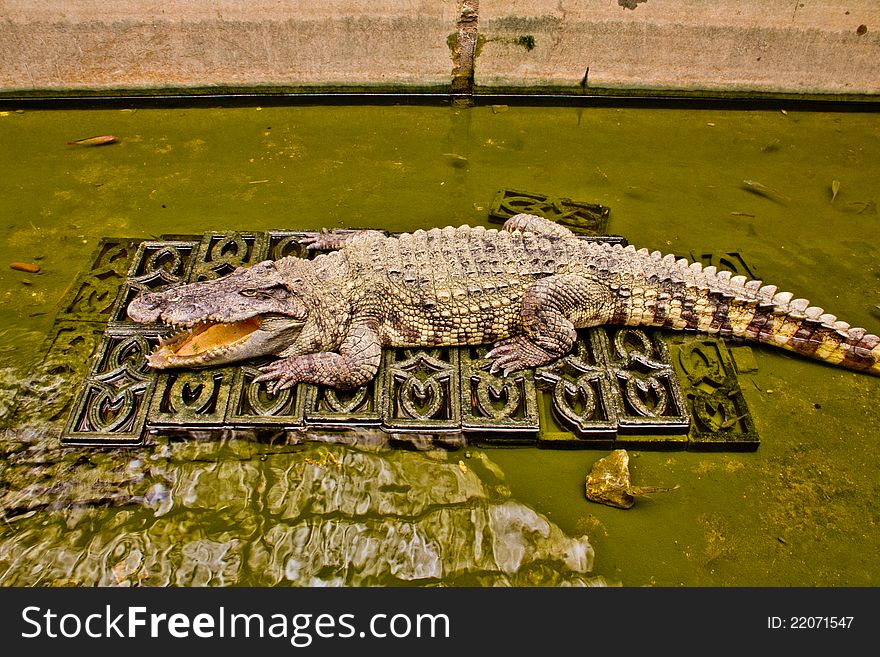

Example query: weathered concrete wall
[476,1,880,95]
[0,1,458,91]
[1,0,878,97]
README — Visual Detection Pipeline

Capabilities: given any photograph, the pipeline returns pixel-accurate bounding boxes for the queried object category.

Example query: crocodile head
[127,260,308,368]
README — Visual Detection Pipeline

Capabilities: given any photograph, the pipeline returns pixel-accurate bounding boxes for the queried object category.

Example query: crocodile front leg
[253,321,382,392]
[487,274,613,375]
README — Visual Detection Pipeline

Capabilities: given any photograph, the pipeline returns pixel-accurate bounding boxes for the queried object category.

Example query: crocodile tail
[728,288,880,376]
[622,249,880,376]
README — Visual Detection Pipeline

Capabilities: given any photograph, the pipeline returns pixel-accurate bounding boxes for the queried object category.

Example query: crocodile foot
[486,336,556,376]
[298,229,351,251]
[253,358,302,394]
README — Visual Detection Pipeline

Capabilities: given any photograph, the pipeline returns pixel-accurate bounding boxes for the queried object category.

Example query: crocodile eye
[241,289,258,297]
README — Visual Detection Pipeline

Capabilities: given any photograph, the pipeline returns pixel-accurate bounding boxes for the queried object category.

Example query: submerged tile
[488,188,611,235]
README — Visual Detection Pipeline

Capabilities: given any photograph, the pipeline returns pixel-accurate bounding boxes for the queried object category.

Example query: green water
[0,104,878,586]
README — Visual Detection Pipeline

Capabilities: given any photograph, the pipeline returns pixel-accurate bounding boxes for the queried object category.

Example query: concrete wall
[477,1,880,95]
[1,0,878,97]
[0,1,458,92]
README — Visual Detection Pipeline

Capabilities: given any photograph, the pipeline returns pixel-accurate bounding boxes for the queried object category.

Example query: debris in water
[741,179,790,203]
[730,211,756,217]
[444,153,469,169]
[846,200,877,215]
[831,180,841,203]
[585,449,677,509]
[761,139,781,153]
[624,185,654,201]
[67,135,118,146]
[491,104,509,114]
[10,262,40,273]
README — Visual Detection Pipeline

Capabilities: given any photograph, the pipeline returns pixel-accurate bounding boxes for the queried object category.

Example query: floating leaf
[831,180,841,203]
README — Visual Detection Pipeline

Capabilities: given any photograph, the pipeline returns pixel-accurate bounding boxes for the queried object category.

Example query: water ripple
[0,426,603,586]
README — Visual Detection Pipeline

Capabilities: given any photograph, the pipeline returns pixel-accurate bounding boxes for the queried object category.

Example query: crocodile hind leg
[486,274,613,374]
[299,229,387,251]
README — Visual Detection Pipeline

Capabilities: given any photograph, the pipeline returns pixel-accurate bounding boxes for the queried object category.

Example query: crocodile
[127,214,880,391]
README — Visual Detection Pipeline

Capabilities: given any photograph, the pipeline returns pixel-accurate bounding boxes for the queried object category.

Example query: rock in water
[585,449,636,508]
[585,449,677,509]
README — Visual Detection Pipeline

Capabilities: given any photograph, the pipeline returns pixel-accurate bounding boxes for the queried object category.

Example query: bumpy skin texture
[127,214,880,391]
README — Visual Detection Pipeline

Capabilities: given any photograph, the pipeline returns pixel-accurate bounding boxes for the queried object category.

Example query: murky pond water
[1,104,878,586]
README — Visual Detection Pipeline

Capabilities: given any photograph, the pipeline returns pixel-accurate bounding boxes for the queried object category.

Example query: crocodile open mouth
[148,318,262,367]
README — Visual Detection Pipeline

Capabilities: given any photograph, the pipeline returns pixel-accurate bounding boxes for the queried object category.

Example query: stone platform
[49,223,759,450]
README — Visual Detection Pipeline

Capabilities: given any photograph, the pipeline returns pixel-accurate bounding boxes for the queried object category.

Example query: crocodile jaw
[147,315,302,368]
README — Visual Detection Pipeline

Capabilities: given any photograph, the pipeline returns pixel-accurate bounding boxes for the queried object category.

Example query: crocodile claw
[486,336,555,376]
[253,361,300,394]
[298,229,348,251]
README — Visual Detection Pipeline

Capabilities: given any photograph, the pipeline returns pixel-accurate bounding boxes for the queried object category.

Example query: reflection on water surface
[1,429,600,586]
